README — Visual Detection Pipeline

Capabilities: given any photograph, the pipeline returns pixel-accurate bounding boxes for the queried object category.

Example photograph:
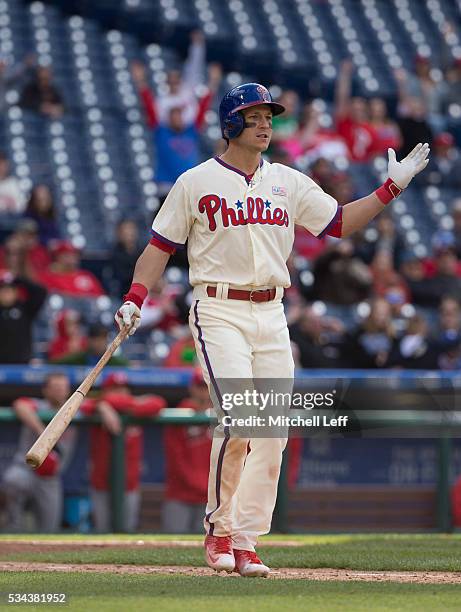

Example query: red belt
[206,286,277,302]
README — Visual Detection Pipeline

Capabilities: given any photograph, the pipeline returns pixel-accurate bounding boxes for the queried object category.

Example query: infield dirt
[1,540,460,584]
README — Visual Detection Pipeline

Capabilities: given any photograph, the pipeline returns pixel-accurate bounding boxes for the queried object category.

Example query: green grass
[2,534,461,572]
[1,572,461,612]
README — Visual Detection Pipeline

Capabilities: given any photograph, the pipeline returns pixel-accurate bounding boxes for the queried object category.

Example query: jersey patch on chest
[272,185,287,196]
[198,194,289,231]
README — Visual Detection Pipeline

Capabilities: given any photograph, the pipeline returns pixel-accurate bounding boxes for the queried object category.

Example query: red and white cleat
[234,549,270,577]
[204,535,235,572]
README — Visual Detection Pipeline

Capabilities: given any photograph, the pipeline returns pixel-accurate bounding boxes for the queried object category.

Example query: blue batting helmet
[219,83,285,140]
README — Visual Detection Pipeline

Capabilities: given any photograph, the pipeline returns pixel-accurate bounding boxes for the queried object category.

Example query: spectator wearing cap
[47,309,88,361]
[162,368,213,533]
[0,151,26,215]
[38,241,105,298]
[0,272,46,363]
[52,323,128,366]
[420,132,461,189]
[2,372,76,532]
[24,184,61,246]
[79,372,166,532]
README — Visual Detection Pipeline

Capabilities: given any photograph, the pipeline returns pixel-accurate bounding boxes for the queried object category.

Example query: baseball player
[80,372,165,532]
[115,83,429,577]
[2,372,76,532]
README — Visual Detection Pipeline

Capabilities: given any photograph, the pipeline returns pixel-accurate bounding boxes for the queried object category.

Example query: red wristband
[123,283,148,310]
[375,178,403,205]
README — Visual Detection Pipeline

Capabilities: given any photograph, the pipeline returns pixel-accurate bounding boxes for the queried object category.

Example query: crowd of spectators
[0,33,460,372]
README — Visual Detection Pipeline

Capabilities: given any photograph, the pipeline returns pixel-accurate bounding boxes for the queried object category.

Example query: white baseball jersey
[151,156,339,288]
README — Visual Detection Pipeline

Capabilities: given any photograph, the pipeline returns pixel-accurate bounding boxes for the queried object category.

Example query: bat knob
[25,454,41,469]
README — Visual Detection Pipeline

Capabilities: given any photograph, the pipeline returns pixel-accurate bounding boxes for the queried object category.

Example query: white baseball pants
[189,285,294,552]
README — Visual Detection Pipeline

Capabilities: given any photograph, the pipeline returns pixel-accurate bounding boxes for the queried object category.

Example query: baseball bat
[25,326,131,468]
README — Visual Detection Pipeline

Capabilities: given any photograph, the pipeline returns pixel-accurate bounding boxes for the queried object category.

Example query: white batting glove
[387,143,430,189]
[115,301,141,336]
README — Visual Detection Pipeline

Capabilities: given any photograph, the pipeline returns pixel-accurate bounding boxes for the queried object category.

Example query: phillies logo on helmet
[257,85,271,101]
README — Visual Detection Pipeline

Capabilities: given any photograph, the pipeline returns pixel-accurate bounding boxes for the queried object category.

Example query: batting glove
[115,301,141,336]
[387,142,430,189]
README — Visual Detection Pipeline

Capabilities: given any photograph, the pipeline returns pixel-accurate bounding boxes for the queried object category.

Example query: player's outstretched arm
[114,244,170,336]
[340,143,429,238]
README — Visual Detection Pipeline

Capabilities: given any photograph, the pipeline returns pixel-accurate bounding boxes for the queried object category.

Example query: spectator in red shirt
[162,368,213,533]
[52,323,128,366]
[163,333,198,367]
[38,240,105,298]
[370,250,411,318]
[139,278,182,334]
[280,102,348,164]
[334,60,379,162]
[47,309,88,361]
[80,372,166,532]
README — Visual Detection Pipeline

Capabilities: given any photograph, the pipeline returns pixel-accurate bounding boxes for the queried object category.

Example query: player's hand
[387,143,430,189]
[115,301,141,336]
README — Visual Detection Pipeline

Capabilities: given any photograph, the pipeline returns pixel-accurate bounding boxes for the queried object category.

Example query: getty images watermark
[209,375,461,439]
[218,389,349,430]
